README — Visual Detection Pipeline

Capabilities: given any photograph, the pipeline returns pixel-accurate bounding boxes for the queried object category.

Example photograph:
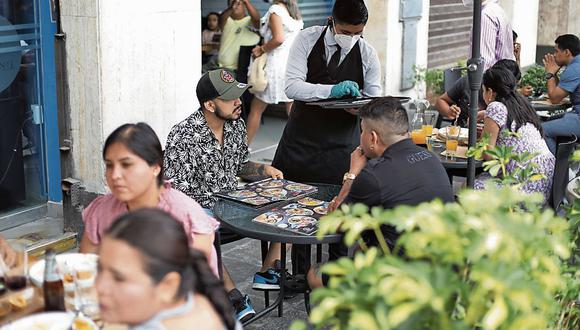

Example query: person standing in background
[202,12,222,69]
[218,0,260,74]
[246,0,303,145]
[462,0,514,70]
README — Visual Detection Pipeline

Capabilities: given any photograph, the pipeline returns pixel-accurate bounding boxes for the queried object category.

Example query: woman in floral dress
[475,67,555,202]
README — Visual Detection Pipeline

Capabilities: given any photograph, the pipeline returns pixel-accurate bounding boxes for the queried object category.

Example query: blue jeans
[542,111,580,154]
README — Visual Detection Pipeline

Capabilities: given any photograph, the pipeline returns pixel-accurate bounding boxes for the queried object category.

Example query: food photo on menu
[252,197,329,235]
[214,178,318,207]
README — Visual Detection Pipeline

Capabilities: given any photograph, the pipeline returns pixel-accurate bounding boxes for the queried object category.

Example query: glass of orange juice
[422,113,436,137]
[411,129,426,144]
[446,126,460,159]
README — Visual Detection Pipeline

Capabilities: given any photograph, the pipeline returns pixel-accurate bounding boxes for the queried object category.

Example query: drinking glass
[422,112,436,137]
[5,243,28,291]
[75,263,99,319]
[445,126,460,159]
[411,112,426,145]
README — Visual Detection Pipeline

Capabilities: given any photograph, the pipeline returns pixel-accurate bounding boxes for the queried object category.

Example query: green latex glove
[330,80,362,98]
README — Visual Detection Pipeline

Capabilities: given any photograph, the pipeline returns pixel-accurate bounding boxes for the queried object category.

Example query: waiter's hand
[264,165,284,179]
[330,81,361,98]
[350,146,367,176]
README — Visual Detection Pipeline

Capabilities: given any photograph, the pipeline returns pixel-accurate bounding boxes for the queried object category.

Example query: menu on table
[252,197,329,235]
[215,178,318,208]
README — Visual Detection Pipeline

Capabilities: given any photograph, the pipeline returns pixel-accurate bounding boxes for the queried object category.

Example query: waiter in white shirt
[272,0,382,186]
[272,0,381,277]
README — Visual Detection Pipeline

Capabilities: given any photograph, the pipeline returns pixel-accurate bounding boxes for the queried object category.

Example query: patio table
[213,183,342,326]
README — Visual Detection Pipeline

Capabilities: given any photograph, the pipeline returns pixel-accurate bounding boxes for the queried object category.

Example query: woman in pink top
[79,123,220,276]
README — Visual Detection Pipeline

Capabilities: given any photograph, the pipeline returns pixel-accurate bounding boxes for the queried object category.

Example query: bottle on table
[43,249,65,311]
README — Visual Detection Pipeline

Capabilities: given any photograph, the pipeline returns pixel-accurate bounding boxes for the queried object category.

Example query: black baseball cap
[196,69,250,104]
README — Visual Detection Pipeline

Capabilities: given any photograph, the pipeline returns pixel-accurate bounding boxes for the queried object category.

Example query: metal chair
[549,134,577,211]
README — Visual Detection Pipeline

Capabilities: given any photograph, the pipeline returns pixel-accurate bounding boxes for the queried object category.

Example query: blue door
[0,0,60,215]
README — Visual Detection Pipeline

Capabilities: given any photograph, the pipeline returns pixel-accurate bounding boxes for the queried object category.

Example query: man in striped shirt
[464,0,514,70]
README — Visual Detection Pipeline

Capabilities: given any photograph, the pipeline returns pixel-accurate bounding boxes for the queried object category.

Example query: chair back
[443,67,462,92]
[550,134,577,210]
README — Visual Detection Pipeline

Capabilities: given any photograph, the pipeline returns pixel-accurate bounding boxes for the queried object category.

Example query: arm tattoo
[238,161,267,182]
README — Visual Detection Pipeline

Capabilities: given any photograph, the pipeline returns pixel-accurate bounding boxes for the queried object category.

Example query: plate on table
[282,203,302,209]
[241,196,272,205]
[29,253,98,288]
[254,212,285,224]
[313,205,329,215]
[297,197,324,207]
[257,180,285,188]
[285,183,314,192]
[228,190,257,198]
[1,311,98,330]
[284,208,314,216]
[259,188,288,198]
[287,216,317,228]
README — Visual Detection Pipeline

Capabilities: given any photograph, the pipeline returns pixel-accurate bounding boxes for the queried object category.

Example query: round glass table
[213,183,343,325]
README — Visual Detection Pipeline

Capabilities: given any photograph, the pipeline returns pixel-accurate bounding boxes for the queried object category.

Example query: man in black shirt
[435,59,527,127]
[308,97,454,288]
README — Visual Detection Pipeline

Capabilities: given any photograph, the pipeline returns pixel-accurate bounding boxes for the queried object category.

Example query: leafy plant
[554,198,579,330]
[466,131,546,186]
[413,65,444,96]
[292,187,571,330]
[520,65,547,96]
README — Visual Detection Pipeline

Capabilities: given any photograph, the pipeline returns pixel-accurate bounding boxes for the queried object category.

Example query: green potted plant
[413,65,444,106]
[520,65,547,97]
[291,140,578,330]
[290,187,571,330]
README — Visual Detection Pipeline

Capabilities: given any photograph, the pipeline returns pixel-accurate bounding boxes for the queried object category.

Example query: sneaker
[229,289,256,323]
[252,268,281,290]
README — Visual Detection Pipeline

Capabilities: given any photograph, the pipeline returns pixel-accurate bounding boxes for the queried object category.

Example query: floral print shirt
[475,101,555,202]
[164,109,250,209]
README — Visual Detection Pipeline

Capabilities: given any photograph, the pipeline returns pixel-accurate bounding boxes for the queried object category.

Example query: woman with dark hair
[475,67,555,201]
[97,208,237,330]
[80,123,220,276]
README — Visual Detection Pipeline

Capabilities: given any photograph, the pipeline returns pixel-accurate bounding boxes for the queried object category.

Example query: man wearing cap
[164,69,283,322]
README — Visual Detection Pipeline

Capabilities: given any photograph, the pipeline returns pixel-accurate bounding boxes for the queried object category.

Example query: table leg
[242,243,286,327]
[260,240,269,307]
[278,243,286,317]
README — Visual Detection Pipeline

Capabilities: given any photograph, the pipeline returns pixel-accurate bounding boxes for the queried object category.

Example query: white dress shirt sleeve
[284,29,334,101]
[361,46,382,97]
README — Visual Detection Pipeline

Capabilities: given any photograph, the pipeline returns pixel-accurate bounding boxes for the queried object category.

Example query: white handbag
[248,53,268,93]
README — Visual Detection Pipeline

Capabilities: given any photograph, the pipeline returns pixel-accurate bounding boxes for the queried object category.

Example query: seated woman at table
[97,208,237,330]
[475,67,555,201]
[79,123,220,276]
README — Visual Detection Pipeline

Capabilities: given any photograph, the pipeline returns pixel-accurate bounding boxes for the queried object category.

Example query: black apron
[272,26,364,185]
